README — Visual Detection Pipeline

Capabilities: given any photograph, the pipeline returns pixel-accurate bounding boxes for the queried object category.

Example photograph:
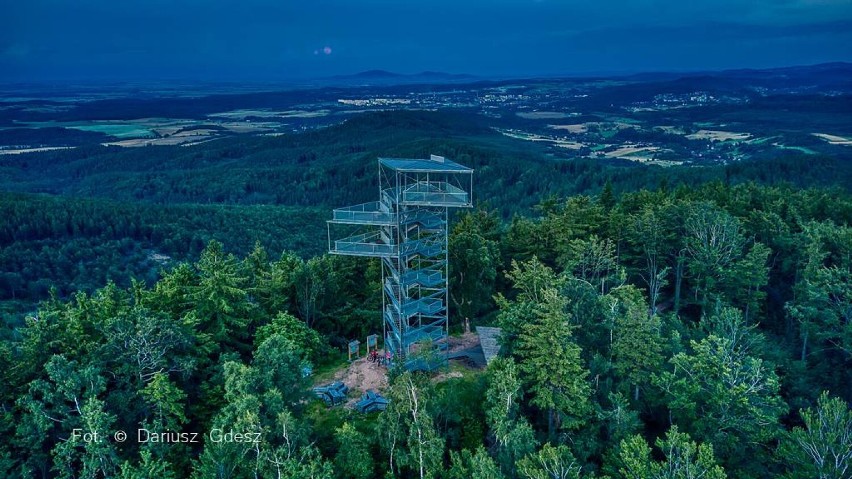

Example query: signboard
[348,340,360,361]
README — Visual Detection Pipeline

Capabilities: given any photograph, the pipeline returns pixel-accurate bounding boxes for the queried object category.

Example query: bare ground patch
[448,332,481,353]
[328,357,389,407]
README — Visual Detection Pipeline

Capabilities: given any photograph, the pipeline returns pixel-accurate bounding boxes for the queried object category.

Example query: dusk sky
[2,0,852,82]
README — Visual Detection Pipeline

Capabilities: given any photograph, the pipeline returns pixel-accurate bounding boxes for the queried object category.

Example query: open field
[604,145,662,158]
[496,128,588,149]
[548,121,638,134]
[209,109,330,119]
[549,123,588,133]
[516,111,577,119]
[0,146,74,155]
[1,64,849,167]
[554,141,586,150]
[598,144,682,166]
[18,118,208,138]
[13,117,291,146]
[216,121,285,133]
[771,143,818,154]
[20,120,155,138]
[745,136,777,145]
[102,137,206,147]
[655,125,686,134]
[617,158,684,167]
[813,133,852,145]
[686,129,751,141]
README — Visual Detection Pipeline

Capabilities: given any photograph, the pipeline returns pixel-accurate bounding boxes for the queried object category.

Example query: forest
[4,0,852,468]
[1,170,850,477]
[0,108,850,479]
[2,110,851,317]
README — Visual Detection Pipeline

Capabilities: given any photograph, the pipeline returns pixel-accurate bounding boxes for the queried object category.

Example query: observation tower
[327,155,473,370]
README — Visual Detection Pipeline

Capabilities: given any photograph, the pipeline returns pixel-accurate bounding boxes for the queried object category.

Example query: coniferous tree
[191,240,252,349]
[449,209,501,331]
[606,285,664,401]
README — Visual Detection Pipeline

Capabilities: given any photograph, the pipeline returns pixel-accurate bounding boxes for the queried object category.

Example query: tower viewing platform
[327,155,473,370]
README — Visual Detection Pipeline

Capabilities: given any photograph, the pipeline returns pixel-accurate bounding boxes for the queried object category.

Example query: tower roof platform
[379,155,473,173]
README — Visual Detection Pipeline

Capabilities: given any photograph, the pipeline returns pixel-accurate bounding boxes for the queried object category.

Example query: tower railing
[402,182,470,206]
[332,232,397,257]
[332,201,396,225]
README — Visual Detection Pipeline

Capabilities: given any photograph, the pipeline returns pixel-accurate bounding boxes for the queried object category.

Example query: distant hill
[326,70,477,85]
[618,62,852,90]
[345,69,405,79]
[319,62,852,91]
[721,62,852,77]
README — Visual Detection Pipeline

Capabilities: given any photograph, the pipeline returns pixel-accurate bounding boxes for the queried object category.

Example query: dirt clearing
[328,357,389,406]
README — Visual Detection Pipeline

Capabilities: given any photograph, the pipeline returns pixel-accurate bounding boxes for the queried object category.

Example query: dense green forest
[1,110,851,478]
[2,111,851,316]
[0,193,326,305]
[1,173,850,477]
[4,111,850,208]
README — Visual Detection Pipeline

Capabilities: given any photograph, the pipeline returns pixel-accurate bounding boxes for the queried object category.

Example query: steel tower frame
[327,155,473,370]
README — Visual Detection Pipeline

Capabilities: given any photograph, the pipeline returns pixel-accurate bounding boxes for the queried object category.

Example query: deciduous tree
[334,423,373,479]
[378,371,444,479]
[447,447,505,479]
[517,443,585,479]
[485,357,538,476]
[654,318,785,470]
[615,426,727,479]
[781,391,852,479]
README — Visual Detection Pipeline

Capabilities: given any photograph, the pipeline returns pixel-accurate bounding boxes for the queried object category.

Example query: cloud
[1,44,30,58]
[557,19,852,44]
[1,0,850,80]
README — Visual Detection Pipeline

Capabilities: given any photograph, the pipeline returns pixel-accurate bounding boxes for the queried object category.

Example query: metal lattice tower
[327,155,473,370]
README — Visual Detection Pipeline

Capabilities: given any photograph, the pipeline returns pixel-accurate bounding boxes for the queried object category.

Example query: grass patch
[311,352,350,385]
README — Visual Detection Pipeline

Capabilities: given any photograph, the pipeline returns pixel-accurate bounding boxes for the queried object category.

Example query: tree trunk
[645,254,659,317]
[801,327,808,362]
[547,408,555,441]
[674,254,685,314]
[634,384,640,402]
